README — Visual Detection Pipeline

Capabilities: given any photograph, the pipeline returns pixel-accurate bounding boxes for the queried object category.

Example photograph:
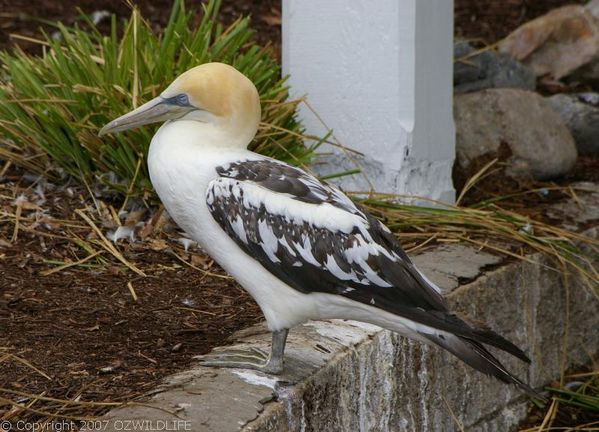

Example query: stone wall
[98,223,598,431]
[246,230,598,431]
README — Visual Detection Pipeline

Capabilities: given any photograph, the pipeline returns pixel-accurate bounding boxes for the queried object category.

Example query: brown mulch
[453,141,599,225]
[0,0,281,57]
[455,0,589,43]
[0,1,278,419]
[0,0,587,58]
[0,168,262,421]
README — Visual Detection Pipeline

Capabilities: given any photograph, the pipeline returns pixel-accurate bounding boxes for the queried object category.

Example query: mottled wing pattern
[214,159,358,213]
[206,158,536,392]
[209,159,450,314]
[206,158,527,356]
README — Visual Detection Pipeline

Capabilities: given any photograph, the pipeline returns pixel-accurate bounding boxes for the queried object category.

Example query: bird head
[99,62,261,147]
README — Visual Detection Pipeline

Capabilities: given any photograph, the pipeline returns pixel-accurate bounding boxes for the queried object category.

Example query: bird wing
[206,158,527,360]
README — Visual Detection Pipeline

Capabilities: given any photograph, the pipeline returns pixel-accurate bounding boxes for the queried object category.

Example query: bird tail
[421,332,545,400]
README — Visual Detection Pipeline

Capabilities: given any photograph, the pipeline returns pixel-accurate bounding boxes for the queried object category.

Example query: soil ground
[0,0,279,422]
[0,0,597,427]
[455,0,589,42]
[0,0,281,57]
[0,167,263,421]
[0,0,588,55]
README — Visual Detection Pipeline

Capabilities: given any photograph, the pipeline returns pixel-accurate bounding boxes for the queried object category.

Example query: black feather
[423,332,545,400]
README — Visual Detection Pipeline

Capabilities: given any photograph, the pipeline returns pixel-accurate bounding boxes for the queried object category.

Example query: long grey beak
[98,96,187,136]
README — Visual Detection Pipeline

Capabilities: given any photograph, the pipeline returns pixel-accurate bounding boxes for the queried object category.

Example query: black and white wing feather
[206,158,538,395]
[208,159,447,312]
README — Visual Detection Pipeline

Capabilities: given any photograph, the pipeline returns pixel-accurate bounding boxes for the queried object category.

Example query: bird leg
[194,328,289,374]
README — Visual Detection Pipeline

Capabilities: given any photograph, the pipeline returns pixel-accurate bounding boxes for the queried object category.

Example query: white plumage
[99,62,540,397]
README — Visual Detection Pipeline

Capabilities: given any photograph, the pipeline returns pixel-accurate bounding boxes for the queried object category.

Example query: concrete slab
[99,320,382,432]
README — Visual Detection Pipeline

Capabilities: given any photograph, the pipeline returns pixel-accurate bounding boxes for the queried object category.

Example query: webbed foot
[194,328,289,374]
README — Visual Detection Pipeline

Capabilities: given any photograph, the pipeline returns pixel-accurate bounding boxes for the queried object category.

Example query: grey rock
[569,59,599,88]
[587,0,599,19]
[546,181,599,225]
[498,5,599,79]
[412,244,502,292]
[563,1,599,86]
[548,93,599,156]
[454,40,536,93]
[455,88,578,180]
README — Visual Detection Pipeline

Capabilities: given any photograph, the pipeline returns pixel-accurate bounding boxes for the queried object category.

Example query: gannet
[99,62,538,396]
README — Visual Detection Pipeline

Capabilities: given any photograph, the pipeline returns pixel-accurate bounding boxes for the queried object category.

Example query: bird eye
[176,93,189,106]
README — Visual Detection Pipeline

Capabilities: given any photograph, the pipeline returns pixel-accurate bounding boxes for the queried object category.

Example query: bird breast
[146,121,324,329]
[148,122,233,248]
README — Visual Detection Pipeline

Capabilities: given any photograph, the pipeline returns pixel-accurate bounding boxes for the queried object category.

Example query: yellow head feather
[162,62,261,132]
[99,62,261,147]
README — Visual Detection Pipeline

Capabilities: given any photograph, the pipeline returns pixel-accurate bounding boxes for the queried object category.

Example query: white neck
[158,119,254,151]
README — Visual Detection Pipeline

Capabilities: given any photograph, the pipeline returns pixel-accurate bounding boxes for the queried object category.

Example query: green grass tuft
[0,0,315,198]
[522,370,599,431]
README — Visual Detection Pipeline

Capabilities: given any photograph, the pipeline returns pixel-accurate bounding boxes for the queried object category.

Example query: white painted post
[282,0,455,203]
